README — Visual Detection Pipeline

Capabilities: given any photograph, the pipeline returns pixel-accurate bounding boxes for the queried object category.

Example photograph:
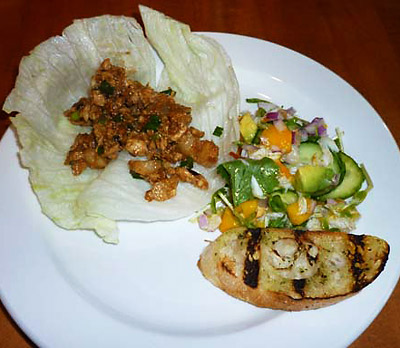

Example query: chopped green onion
[99,80,115,96]
[130,170,144,180]
[179,156,194,169]
[361,164,374,192]
[213,126,224,137]
[112,114,123,123]
[246,98,269,104]
[70,111,80,121]
[143,114,161,131]
[98,114,107,124]
[334,127,344,152]
[97,145,104,155]
[160,88,176,96]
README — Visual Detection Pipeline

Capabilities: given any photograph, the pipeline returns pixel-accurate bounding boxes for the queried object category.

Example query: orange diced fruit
[274,160,293,180]
[261,124,292,153]
[287,197,315,226]
[219,207,240,232]
[235,199,258,219]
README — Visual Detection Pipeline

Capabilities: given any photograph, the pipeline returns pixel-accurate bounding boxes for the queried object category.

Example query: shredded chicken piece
[64,59,220,201]
[175,167,209,190]
[145,176,179,202]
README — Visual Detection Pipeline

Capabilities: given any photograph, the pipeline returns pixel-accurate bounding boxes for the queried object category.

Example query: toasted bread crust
[198,228,389,311]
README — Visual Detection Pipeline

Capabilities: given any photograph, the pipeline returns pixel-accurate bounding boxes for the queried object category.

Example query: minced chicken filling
[64,59,218,201]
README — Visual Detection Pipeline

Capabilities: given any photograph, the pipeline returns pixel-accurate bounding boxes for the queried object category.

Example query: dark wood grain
[1,0,399,347]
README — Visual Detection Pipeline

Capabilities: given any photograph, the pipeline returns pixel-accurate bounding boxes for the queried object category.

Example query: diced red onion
[317,125,327,136]
[266,111,279,120]
[327,199,337,205]
[304,117,326,136]
[198,214,208,230]
[285,107,296,117]
[300,129,309,142]
[291,131,301,145]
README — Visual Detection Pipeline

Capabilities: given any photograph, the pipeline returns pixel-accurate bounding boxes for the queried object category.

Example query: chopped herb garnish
[143,114,161,131]
[70,111,80,121]
[179,156,194,169]
[99,80,115,96]
[112,114,123,123]
[130,170,144,180]
[126,123,135,131]
[97,145,104,155]
[246,98,270,104]
[160,88,176,96]
[98,114,107,124]
[213,126,224,137]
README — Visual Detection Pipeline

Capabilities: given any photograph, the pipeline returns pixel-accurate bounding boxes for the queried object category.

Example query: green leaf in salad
[268,215,289,228]
[217,157,280,206]
[248,157,280,195]
[218,160,254,206]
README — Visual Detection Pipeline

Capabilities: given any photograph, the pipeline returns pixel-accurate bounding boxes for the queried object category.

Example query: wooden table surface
[1,0,399,346]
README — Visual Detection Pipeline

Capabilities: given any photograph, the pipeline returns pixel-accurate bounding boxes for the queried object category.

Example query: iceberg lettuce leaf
[4,15,156,242]
[4,10,240,242]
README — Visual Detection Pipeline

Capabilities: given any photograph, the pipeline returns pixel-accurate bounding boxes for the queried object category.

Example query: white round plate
[1,33,400,348]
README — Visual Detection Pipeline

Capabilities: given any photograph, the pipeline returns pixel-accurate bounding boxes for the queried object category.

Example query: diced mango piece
[261,124,292,153]
[287,197,315,225]
[274,159,293,180]
[236,199,258,219]
[219,208,240,232]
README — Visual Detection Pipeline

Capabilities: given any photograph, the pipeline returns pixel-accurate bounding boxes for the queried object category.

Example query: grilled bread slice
[198,228,389,311]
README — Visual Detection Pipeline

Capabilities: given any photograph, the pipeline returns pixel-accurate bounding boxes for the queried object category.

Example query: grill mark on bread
[243,228,262,288]
[348,234,366,292]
